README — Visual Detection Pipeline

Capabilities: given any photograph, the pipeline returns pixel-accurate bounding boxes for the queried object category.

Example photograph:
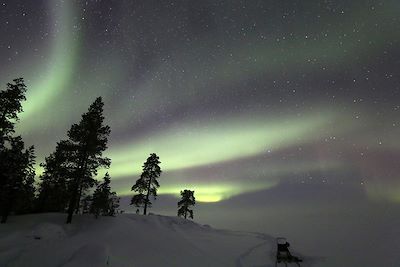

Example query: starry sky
[1,0,399,203]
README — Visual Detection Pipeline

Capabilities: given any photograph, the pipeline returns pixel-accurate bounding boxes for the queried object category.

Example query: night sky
[1,0,399,205]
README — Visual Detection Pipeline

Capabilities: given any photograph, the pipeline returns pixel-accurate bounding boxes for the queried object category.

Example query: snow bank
[0,213,314,267]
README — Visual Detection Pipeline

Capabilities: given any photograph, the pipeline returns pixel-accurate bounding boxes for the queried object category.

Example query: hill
[0,213,312,267]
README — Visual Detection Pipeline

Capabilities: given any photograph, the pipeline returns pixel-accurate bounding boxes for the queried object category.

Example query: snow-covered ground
[0,213,314,267]
[114,184,400,267]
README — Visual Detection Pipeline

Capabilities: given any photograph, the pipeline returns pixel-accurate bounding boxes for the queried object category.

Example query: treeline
[0,78,119,223]
[0,78,196,224]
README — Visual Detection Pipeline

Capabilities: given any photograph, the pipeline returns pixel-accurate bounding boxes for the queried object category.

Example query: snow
[0,213,314,267]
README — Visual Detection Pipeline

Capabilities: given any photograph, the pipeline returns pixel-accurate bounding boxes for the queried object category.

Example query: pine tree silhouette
[0,137,35,223]
[177,190,195,219]
[14,145,35,215]
[90,173,119,217]
[36,141,73,212]
[0,78,36,223]
[130,193,145,212]
[131,153,161,215]
[0,78,26,140]
[64,97,111,223]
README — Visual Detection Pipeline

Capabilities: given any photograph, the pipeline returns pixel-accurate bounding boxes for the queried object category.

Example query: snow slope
[0,213,314,267]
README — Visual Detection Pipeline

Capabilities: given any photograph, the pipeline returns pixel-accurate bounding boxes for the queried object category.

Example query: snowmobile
[275,237,302,267]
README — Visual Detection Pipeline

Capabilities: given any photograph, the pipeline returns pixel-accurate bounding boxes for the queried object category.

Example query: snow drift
[0,213,314,267]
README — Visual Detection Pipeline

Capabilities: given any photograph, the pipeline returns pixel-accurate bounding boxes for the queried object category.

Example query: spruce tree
[0,137,35,223]
[14,145,36,215]
[65,97,111,223]
[131,153,161,215]
[90,173,119,217]
[0,78,36,223]
[0,78,27,142]
[177,190,195,219]
[130,193,145,213]
[36,141,73,212]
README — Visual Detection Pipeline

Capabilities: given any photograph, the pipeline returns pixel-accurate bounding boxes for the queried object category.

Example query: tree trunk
[75,184,83,214]
[66,182,78,224]
[143,178,152,215]
[1,205,9,224]
[1,190,12,224]
[66,152,88,224]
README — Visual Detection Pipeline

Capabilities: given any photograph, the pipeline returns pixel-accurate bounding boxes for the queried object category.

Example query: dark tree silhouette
[0,78,36,223]
[81,194,92,214]
[0,137,35,223]
[0,78,26,141]
[130,193,145,213]
[13,145,36,215]
[90,173,119,217]
[65,97,111,223]
[177,190,195,219]
[131,153,161,215]
[36,141,73,212]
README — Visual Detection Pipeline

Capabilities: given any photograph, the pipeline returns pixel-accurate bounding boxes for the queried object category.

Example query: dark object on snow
[275,237,302,267]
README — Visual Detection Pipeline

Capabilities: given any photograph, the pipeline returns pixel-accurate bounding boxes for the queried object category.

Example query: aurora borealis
[1,0,399,203]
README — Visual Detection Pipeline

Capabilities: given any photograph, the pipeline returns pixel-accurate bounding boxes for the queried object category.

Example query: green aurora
[2,0,399,202]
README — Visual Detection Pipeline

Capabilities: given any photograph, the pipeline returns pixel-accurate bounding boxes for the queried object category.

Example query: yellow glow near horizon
[117,181,276,203]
